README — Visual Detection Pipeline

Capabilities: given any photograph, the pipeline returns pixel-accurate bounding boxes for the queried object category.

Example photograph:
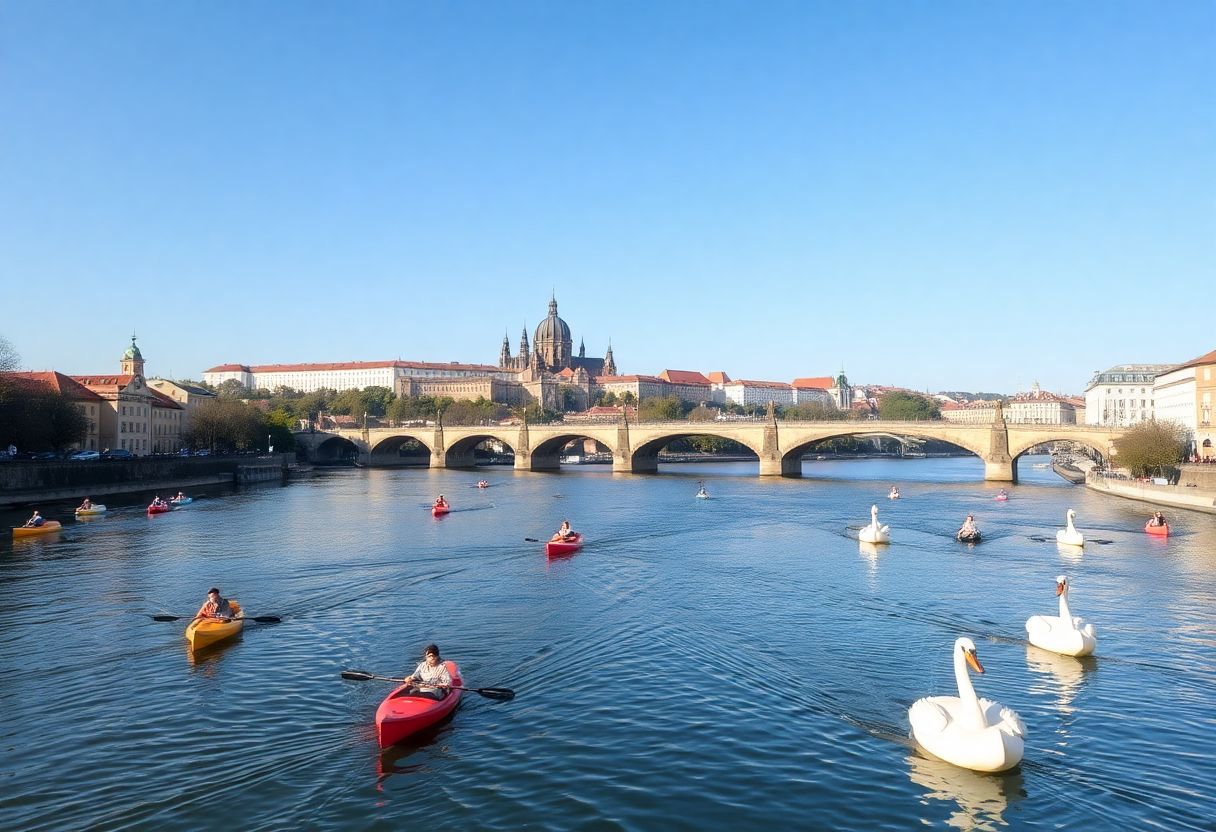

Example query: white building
[203,360,514,394]
[1007,382,1077,425]
[1083,364,1174,427]
[722,380,794,408]
[1153,364,1197,444]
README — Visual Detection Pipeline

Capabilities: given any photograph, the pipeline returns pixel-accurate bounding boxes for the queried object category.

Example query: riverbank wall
[1085,471,1216,515]
[0,456,289,508]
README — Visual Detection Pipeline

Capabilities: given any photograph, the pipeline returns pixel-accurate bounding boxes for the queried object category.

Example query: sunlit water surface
[1,456,1213,830]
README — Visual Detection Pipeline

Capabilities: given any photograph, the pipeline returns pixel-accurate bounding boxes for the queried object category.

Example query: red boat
[147,503,171,515]
[1145,522,1169,537]
[375,661,463,748]
[432,503,450,517]
[545,533,584,558]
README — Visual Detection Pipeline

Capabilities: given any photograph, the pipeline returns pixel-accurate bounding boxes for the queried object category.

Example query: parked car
[193,449,211,457]
[69,450,101,461]
[102,449,134,460]
[31,451,61,460]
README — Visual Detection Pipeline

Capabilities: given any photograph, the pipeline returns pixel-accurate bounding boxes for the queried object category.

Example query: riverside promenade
[1085,466,1216,515]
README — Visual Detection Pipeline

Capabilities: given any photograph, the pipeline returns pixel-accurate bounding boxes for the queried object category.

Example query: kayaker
[196,587,235,621]
[889,486,900,499]
[550,520,576,542]
[959,515,978,536]
[402,644,452,700]
[23,510,45,528]
[434,495,448,509]
[78,498,92,511]
[174,491,186,502]
[1148,511,1166,527]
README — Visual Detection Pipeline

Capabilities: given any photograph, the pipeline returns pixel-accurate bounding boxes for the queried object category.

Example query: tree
[0,334,18,372]
[215,379,248,398]
[1112,419,1187,477]
[0,380,88,452]
[688,405,720,422]
[878,391,941,421]
[638,395,687,422]
[184,399,265,451]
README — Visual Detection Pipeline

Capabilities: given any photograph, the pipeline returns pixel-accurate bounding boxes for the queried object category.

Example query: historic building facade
[73,337,184,455]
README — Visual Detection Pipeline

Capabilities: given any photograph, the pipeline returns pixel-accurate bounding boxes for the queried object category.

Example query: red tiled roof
[73,374,136,390]
[2,371,105,402]
[791,376,834,389]
[659,370,711,385]
[728,379,793,389]
[705,371,730,384]
[205,360,504,374]
[1174,348,1216,371]
[148,388,184,410]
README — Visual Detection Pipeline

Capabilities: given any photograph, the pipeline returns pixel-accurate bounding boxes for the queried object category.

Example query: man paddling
[402,644,452,700]
[23,510,45,528]
[196,587,236,621]
[550,520,576,542]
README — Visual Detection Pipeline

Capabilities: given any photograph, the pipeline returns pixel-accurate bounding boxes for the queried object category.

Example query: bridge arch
[529,432,618,471]
[369,434,433,466]
[778,425,989,475]
[627,428,762,474]
[443,432,517,468]
[313,435,361,464]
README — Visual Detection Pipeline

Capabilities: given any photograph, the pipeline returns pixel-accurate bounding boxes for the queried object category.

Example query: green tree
[215,379,248,398]
[688,405,720,422]
[1112,419,1187,477]
[878,391,941,421]
[638,395,688,422]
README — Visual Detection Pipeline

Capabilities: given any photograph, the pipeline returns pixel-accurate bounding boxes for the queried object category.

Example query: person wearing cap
[195,587,235,621]
[402,644,452,700]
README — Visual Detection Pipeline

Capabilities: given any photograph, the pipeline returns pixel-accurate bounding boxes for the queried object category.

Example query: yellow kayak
[75,505,107,517]
[186,601,244,649]
[13,521,62,538]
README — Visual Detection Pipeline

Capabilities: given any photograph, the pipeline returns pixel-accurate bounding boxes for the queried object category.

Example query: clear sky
[1,1,1211,393]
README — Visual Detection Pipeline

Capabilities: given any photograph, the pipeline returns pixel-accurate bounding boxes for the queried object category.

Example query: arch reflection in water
[1025,644,1097,719]
[907,752,1026,832]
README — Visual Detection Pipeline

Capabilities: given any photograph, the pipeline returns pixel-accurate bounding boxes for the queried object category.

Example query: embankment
[1085,470,1216,515]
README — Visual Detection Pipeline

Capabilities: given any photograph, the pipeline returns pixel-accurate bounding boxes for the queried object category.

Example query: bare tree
[0,335,18,372]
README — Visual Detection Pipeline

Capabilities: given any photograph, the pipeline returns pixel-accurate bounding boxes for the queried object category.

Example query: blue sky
[1,1,1211,393]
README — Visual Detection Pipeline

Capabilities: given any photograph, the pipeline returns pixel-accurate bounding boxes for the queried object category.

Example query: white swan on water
[859,504,890,544]
[1056,509,1084,546]
[1026,575,1096,657]
[909,637,1026,773]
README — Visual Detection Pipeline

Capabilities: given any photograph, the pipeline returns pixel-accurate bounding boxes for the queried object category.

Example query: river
[1,456,1213,830]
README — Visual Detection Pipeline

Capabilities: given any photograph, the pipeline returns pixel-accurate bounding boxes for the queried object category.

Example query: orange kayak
[1145,522,1169,537]
[13,520,62,538]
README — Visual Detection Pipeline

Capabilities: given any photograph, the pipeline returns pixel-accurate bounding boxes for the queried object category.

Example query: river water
[1,456,1213,831]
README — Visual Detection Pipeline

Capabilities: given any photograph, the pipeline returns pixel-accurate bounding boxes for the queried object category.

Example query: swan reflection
[1025,643,1096,717]
[907,752,1026,831]
[1055,541,1083,563]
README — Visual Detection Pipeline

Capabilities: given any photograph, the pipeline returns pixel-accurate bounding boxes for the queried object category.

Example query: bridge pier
[761,454,803,477]
[516,449,560,472]
[983,457,1017,483]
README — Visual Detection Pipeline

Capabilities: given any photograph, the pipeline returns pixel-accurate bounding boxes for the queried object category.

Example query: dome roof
[123,336,143,360]
[534,297,571,344]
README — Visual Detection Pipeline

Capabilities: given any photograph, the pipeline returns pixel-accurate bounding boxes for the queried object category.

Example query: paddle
[147,613,282,623]
[340,669,515,701]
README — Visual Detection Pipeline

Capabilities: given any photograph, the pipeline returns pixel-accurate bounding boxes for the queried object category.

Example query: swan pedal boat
[376,661,463,748]
[75,505,107,516]
[13,520,62,538]
[909,637,1025,773]
[1055,509,1084,546]
[1026,576,1096,657]
[859,505,890,544]
[186,601,244,650]
[1144,522,1168,537]
[546,533,584,557]
[432,504,450,517]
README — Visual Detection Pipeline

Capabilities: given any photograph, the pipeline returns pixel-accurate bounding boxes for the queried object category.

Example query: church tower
[120,334,145,378]
[578,338,586,359]
[499,332,512,368]
[518,327,530,371]
[831,368,852,410]
[603,341,617,376]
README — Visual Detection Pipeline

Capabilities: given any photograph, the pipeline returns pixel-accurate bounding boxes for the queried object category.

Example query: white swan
[859,504,890,544]
[1055,509,1084,546]
[909,637,1026,773]
[1025,575,1096,657]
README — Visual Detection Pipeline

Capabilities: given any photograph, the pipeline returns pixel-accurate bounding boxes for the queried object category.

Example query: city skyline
[2,3,1212,391]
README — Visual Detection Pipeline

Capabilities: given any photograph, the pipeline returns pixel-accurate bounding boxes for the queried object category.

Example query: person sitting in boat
[174,491,186,502]
[402,644,452,701]
[696,481,708,498]
[550,520,576,542]
[1148,511,1166,527]
[196,587,235,621]
[78,498,92,511]
[23,510,45,528]
[959,515,978,537]
[889,487,900,499]
[434,495,448,509]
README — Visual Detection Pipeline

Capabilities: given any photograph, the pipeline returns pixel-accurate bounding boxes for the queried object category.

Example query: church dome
[534,297,571,345]
[123,336,143,360]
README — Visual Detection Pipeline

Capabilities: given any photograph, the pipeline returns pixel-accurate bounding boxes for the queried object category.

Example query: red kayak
[432,503,450,517]
[1145,522,1169,537]
[147,503,171,515]
[375,661,463,748]
[545,533,584,558]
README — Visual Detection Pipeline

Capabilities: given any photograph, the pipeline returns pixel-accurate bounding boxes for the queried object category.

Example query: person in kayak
[174,491,186,502]
[78,498,92,511]
[550,520,576,542]
[1148,511,1166,527]
[696,482,708,498]
[434,495,448,509]
[23,510,45,528]
[196,587,235,621]
[958,514,979,537]
[402,644,452,700]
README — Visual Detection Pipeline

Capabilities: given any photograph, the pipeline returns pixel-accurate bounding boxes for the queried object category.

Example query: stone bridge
[294,414,1124,482]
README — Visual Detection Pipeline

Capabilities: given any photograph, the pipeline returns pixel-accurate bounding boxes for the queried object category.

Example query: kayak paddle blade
[150,614,182,622]
[341,669,377,681]
[250,615,282,624]
[476,687,516,701]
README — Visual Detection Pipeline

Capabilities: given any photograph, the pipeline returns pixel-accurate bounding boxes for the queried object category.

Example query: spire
[579,337,585,358]
[499,331,512,367]
[548,292,558,318]
[603,339,617,376]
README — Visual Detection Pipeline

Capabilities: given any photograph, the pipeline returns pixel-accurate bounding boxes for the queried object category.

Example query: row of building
[3,336,215,455]
[940,383,1086,425]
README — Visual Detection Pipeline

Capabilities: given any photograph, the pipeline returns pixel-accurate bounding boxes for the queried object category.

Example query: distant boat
[1033,463,1049,469]
[559,455,582,464]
